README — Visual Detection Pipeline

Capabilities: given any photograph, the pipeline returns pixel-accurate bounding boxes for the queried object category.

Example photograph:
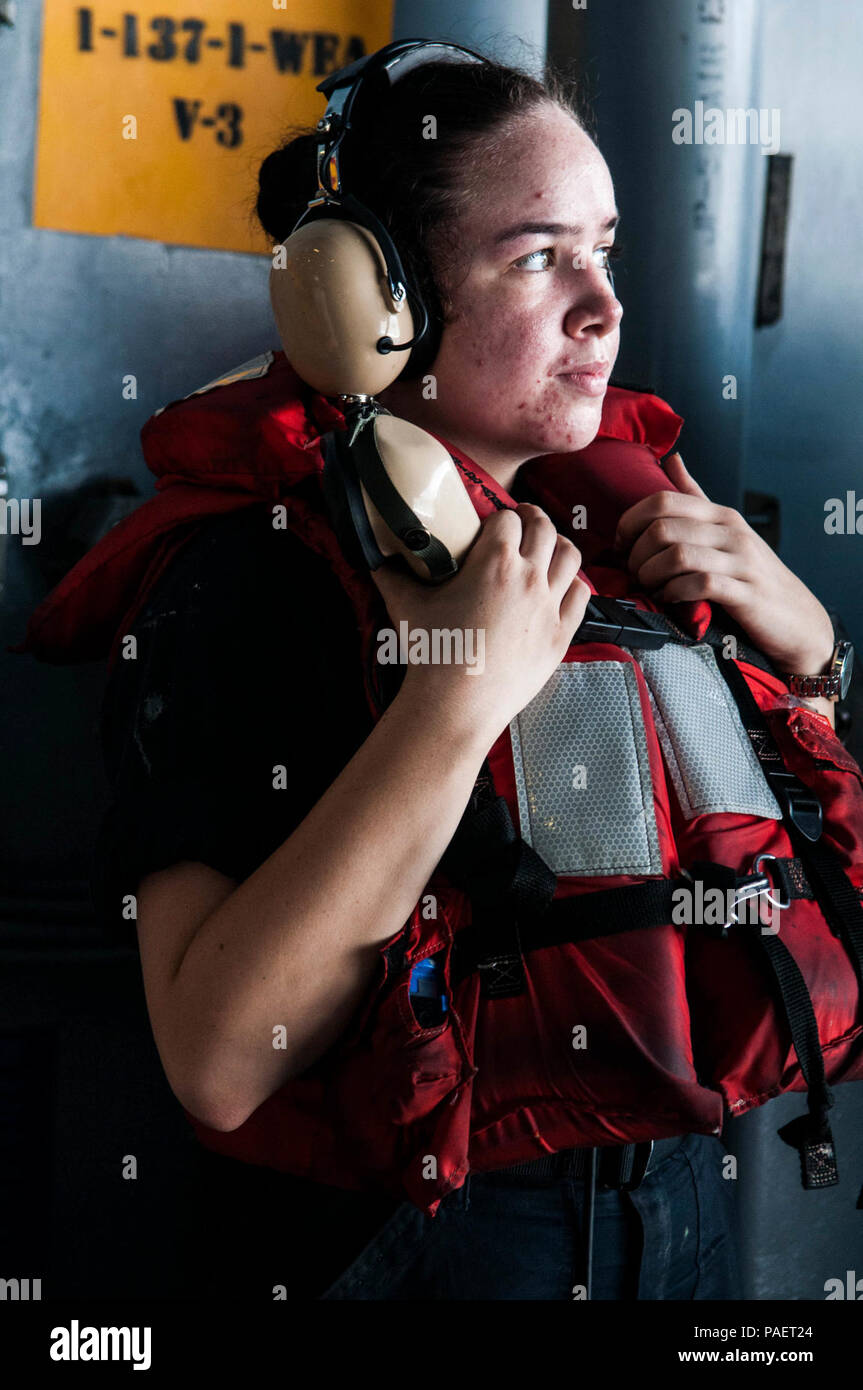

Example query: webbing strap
[448,864,816,988]
[439,787,556,997]
[705,642,863,1193]
[687,864,839,1189]
[439,795,544,909]
[758,930,838,1189]
[641,606,779,679]
[701,615,780,679]
[450,879,675,991]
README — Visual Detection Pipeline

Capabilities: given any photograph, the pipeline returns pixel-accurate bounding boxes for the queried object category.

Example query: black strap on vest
[446,845,819,983]
[451,868,822,966]
[439,789,555,999]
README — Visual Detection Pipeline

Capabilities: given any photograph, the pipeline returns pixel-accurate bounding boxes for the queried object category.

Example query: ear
[663,451,709,500]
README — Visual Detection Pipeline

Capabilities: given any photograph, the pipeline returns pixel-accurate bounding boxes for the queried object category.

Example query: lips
[556,360,610,376]
[556,361,611,397]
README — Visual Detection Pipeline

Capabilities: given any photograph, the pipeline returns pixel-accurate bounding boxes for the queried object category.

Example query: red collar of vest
[10,350,712,665]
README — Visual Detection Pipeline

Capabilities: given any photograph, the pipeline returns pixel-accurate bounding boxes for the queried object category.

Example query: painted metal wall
[745,0,863,659]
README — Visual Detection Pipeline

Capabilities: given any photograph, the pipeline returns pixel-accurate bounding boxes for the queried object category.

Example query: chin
[541,410,604,456]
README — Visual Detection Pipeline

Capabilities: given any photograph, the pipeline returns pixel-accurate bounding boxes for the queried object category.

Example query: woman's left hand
[613,452,835,676]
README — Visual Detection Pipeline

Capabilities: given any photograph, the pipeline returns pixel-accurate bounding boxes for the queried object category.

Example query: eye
[512,247,555,271]
[597,243,622,288]
[512,243,624,278]
[596,245,622,269]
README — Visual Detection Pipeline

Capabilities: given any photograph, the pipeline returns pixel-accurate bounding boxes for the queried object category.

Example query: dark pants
[321,1133,742,1300]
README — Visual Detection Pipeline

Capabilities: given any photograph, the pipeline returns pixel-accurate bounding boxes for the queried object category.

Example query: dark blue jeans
[321,1133,742,1300]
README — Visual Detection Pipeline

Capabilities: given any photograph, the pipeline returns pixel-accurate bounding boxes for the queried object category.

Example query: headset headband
[288,38,486,357]
[313,39,485,202]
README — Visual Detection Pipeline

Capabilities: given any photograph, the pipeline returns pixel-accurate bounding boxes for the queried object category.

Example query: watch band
[786,639,853,702]
[787,671,842,699]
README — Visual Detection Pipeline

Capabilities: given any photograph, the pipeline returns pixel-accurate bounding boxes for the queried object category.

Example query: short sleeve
[91,504,374,945]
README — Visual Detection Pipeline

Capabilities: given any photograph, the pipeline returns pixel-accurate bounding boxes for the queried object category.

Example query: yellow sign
[33,0,394,254]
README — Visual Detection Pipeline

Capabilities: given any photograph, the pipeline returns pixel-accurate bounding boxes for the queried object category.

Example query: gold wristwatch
[785,640,854,702]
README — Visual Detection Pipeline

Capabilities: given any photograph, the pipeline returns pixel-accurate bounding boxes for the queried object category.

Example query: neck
[376,379,528,495]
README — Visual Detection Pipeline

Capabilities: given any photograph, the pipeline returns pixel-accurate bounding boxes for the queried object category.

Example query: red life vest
[12,351,863,1215]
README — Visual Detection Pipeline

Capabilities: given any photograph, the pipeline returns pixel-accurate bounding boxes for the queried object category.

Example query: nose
[563,263,623,341]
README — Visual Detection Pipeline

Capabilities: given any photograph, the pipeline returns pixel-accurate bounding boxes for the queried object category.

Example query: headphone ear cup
[320,417,481,583]
[270,219,415,396]
[362,415,481,579]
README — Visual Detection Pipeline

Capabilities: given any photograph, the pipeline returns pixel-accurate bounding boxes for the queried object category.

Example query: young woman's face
[425,102,623,475]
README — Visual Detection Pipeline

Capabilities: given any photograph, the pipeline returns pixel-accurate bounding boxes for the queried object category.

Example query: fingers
[615,490,718,552]
[626,518,732,576]
[659,570,749,606]
[546,531,583,595]
[514,502,561,570]
[559,573,592,631]
[636,541,741,592]
[481,503,572,577]
[477,504,583,599]
[663,451,710,500]
[473,505,524,550]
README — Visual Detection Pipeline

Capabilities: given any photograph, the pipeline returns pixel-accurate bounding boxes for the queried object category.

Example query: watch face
[839,642,854,700]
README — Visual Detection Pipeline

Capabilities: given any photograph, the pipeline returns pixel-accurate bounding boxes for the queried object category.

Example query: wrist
[777,618,835,679]
[394,665,500,759]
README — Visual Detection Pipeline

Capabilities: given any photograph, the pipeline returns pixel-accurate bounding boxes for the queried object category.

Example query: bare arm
[136,505,590,1132]
[138,671,492,1131]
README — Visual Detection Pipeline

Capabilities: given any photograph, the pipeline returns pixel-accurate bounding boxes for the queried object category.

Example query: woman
[93,46,842,1300]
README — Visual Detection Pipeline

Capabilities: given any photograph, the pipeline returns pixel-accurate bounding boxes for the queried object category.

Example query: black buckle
[573,597,669,650]
[766,770,823,842]
[599,1140,654,1191]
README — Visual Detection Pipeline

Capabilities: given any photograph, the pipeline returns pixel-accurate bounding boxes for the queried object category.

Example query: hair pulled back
[253,50,590,378]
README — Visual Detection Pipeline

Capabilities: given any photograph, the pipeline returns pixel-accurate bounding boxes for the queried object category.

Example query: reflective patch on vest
[630,643,782,821]
[151,351,275,417]
[509,661,664,877]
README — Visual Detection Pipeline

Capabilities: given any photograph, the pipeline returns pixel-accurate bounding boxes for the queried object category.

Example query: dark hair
[253,49,593,378]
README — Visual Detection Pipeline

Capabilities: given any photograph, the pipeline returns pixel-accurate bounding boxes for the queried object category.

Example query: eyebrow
[492,215,620,246]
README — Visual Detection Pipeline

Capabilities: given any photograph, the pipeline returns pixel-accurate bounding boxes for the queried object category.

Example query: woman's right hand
[371,503,591,741]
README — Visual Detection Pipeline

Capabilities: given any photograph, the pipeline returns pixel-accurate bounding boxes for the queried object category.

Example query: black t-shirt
[92,501,403,1297]
[93,502,379,931]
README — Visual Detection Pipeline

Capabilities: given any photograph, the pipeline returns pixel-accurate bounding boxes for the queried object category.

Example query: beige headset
[268,38,487,581]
